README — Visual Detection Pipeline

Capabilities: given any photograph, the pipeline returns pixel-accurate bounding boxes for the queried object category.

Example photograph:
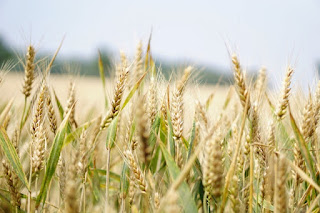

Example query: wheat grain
[202,132,224,198]
[124,149,147,193]
[101,68,129,129]
[276,66,294,120]
[231,54,251,112]
[22,45,36,98]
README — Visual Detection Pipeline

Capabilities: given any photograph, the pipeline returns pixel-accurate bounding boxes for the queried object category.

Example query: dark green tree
[0,37,14,64]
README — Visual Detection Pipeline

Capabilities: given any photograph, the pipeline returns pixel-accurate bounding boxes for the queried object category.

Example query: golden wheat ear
[101,67,129,130]
[275,66,294,120]
[22,45,36,98]
[202,132,224,199]
[274,154,288,213]
[124,149,148,193]
[231,54,251,113]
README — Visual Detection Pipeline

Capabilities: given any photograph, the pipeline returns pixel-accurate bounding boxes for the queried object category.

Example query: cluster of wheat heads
[0,42,320,213]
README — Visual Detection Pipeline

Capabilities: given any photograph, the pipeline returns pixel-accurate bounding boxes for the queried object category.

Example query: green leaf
[187,121,196,160]
[120,163,130,196]
[121,71,148,111]
[191,179,204,204]
[89,168,121,182]
[53,89,64,120]
[63,118,95,147]
[0,127,30,191]
[159,142,198,213]
[289,107,316,180]
[36,109,72,208]
[166,109,175,158]
[91,169,101,203]
[149,115,160,147]
[98,50,106,91]
[98,50,108,108]
[106,116,119,148]
[149,146,161,174]
[21,100,33,130]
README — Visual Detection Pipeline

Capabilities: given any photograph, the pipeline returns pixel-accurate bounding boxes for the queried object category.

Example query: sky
[1,0,320,87]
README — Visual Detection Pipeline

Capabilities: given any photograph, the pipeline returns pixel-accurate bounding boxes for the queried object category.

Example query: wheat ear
[22,45,36,98]
[124,149,147,193]
[274,155,287,213]
[231,54,251,112]
[2,160,21,209]
[30,82,46,140]
[137,97,151,165]
[45,86,57,134]
[65,81,77,128]
[202,132,224,198]
[275,66,294,120]
[101,68,129,129]
[301,93,314,141]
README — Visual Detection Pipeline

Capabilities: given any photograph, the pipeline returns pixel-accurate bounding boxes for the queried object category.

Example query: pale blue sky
[1,0,320,86]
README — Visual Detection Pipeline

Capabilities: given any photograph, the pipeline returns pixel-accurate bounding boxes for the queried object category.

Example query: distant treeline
[0,36,232,84]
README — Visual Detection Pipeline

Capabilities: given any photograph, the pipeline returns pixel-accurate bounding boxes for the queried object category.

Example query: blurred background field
[1,0,320,87]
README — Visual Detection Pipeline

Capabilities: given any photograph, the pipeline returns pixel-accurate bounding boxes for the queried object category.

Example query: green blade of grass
[0,127,30,191]
[36,108,72,208]
[98,50,108,108]
[120,163,130,197]
[166,109,175,157]
[53,88,64,120]
[121,71,148,111]
[159,142,198,213]
[63,118,95,147]
[98,50,106,91]
[148,115,160,147]
[106,116,119,149]
[89,168,121,183]
[90,169,102,203]
[149,146,161,174]
[21,100,33,130]
[289,107,316,180]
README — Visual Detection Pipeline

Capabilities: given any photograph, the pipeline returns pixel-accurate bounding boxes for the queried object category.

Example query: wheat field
[0,42,318,213]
